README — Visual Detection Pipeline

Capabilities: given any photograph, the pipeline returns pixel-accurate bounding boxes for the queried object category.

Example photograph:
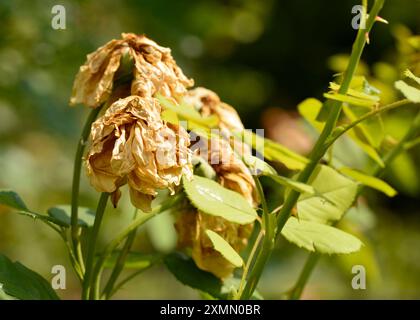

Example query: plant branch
[82,192,109,300]
[89,194,183,299]
[240,0,385,299]
[324,99,412,149]
[71,106,102,274]
[102,209,139,300]
[288,109,420,299]
[240,177,275,299]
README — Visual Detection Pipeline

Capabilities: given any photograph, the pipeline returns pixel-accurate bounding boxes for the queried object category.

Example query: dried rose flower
[184,87,245,134]
[85,95,193,212]
[176,209,253,279]
[175,106,259,278]
[70,33,193,108]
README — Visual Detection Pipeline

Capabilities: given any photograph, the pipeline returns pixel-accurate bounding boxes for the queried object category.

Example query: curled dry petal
[70,33,193,108]
[85,95,193,211]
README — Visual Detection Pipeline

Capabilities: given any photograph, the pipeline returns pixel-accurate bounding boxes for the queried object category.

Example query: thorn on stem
[365,32,370,45]
[375,16,389,24]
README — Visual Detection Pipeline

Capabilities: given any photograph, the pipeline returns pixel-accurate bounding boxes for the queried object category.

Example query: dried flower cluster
[71,34,257,278]
[71,34,194,211]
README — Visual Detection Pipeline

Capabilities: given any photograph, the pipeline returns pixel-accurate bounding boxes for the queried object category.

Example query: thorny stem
[289,109,420,299]
[240,0,385,299]
[71,106,102,275]
[82,192,109,300]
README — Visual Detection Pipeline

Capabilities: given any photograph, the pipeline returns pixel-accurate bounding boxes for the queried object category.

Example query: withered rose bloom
[176,135,258,278]
[70,33,193,108]
[86,95,193,212]
[184,87,244,134]
[176,209,253,279]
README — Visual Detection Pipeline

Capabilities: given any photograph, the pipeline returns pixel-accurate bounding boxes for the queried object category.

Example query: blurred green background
[0,0,419,299]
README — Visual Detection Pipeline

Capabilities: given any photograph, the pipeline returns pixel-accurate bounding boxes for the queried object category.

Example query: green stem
[288,109,420,300]
[289,253,320,300]
[240,0,385,299]
[109,257,163,297]
[82,192,109,300]
[71,107,102,274]
[89,194,182,299]
[102,209,139,300]
[240,177,274,299]
[325,99,412,149]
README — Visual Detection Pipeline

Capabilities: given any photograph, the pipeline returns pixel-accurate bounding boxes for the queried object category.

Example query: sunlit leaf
[269,175,315,195]
[242,154,276,175]
[395,80,420,103]
[297,165,358,223]
[281,217,363,254]
[205,230,243,267]
[158,94,220,128]
[346,130,385,167]
[404,69,420,85]
[183,175,258,225]
[339,167,397,197]
[0,254,59,300]
[297,98,325,131]
[238,130,308,170]
[324,93,377,108]
[329,82,380,102]
[342,105,382,148]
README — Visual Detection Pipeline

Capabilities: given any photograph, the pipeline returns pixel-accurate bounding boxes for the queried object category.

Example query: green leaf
[269,175,315,195]
[297,165,358,223]
[158,94,220,128]
[324,93,377,108]
[297,98,325,131]
[404,69,420,86]
[346,130,385,167]
[104,252,162,269]
[342,104,382,148]
[0,287,16,300]
[281,217,363,254]
[242,154,277,176]
[329,82,380,102]
[0,190,29,211]
[237,130,308,170]
[395,80,420,103]
[0,190,64,226]
[339,167,397,197]
[183,175,258,225]
[47,205,95,228]
[0,254,59,300]
[205,230,244,267]
[164,253,224,299]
